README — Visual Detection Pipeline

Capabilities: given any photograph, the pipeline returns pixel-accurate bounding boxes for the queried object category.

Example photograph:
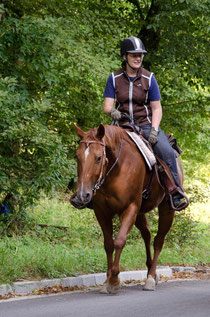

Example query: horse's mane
[85,125,126,147]
[104,125,126,142]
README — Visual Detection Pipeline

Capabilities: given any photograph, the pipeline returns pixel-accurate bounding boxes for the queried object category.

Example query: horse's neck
[104,127,125,162]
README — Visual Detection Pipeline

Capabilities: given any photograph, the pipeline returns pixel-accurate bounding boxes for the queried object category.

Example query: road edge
[0,266,199,296]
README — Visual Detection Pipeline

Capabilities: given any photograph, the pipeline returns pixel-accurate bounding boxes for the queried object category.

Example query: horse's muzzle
[70,192,93,210]
[77,190,92,203]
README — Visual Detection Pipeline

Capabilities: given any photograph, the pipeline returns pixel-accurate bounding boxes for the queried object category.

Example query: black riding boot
[171,192,186,210]
[167,190,189,211]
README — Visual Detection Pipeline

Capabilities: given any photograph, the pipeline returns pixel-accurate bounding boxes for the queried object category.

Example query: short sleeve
[148,75,161,101]
[103,74,115,98]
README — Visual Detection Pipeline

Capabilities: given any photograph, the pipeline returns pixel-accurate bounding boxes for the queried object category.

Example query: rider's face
[125,53,143,70]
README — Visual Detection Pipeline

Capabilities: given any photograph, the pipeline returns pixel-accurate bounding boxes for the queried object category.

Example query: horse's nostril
[85,192,91,201]
[80,191,91,203]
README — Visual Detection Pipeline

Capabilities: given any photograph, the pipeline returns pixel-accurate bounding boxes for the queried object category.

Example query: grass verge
[0,193,209,285]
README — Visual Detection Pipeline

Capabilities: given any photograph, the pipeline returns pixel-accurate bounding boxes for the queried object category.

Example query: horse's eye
[95,156,102,164]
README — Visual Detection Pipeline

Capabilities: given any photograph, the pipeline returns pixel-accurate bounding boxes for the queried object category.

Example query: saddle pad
[126,131,156,171]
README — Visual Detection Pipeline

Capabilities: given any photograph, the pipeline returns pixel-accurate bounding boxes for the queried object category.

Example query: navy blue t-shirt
[103,73,161,101]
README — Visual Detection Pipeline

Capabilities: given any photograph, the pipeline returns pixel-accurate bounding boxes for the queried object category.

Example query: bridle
[79,136,124,194]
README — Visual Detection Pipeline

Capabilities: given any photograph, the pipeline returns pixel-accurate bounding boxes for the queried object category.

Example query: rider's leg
[152,130,181,188]
[141,124,186,209]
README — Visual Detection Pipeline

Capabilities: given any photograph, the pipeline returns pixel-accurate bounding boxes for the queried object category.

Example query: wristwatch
[151,127,159,133]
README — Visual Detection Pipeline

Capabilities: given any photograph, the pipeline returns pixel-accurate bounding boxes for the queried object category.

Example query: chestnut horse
[73,124,183,293]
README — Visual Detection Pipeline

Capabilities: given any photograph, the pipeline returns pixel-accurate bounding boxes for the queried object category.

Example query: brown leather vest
[113,67,153,126]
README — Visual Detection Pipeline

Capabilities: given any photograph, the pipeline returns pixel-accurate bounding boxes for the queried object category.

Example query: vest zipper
[129,81,134,124]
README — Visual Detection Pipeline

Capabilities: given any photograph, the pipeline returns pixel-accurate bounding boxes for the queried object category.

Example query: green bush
[0,76,70,223]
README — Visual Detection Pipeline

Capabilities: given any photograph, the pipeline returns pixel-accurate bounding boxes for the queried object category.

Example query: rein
[80,136,124,194]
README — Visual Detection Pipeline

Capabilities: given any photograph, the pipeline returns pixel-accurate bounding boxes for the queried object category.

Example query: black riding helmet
[120,36,147,56]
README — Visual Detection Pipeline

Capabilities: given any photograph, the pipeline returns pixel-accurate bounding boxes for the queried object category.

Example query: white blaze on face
[84,146,90,161]
[80,146,90,200]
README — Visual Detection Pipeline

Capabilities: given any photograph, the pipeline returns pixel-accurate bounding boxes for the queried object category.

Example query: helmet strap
[125,54,136,71]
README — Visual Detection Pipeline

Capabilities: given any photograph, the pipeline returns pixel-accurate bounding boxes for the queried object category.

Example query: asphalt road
[0,279,210,317]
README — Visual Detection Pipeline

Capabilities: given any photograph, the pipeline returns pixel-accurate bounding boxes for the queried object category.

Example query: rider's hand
[110,108,121,121]
[148,127,159,145]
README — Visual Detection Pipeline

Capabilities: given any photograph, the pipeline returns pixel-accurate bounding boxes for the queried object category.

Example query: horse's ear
[96,124,105,140]
[73,123,85,139]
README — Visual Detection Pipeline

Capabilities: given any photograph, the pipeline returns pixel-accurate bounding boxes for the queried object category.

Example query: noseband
[80,136,124,194]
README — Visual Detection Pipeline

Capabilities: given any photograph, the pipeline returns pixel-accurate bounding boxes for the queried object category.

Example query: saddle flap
[126,131,156,170]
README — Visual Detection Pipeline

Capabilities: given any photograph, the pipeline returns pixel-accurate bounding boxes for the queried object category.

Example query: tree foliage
[0,0,209,218]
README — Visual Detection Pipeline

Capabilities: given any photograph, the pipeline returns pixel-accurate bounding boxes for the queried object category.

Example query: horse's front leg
[107,203,138,294]
[94,209,115,293]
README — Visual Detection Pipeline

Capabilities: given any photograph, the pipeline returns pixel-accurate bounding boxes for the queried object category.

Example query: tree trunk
[138,1,161,50]
[127,0,161,69]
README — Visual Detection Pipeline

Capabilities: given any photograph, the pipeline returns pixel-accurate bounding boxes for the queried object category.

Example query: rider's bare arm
[103,97,115,115]
[150,100,162,130]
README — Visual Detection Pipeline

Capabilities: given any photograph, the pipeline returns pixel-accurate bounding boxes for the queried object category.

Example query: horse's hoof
[155,274,159,285]
[143,274,156,291]
[107,283,121,294]
[100,283,109,294]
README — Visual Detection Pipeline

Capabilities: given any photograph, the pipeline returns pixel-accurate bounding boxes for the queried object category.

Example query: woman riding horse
[103,36,187,210]
[70,37,189,293]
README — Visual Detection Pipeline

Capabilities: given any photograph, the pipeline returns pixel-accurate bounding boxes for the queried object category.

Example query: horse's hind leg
[144,198,175,290]
[135,212,153,272]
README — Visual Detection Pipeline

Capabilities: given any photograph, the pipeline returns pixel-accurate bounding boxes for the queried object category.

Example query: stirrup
[168,188,189,211]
